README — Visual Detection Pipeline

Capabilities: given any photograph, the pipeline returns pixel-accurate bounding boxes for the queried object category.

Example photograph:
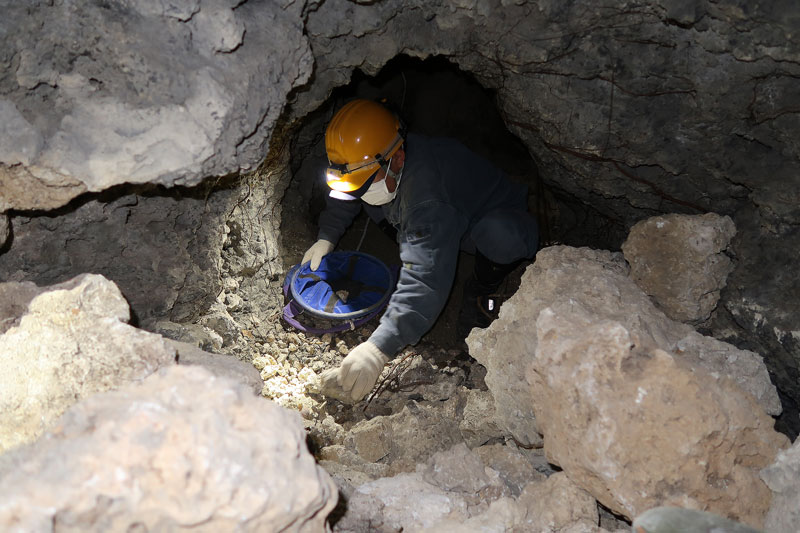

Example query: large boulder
[0,0,312,211]
[530,305,788,527]
[0,274,175,453]
[468,246,781,449]
[0,365,337,532]
[622,213,737,324]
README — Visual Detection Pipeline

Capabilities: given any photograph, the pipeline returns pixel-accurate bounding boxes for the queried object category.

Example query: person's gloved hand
[339,341,389,402]
[301,239,334,271]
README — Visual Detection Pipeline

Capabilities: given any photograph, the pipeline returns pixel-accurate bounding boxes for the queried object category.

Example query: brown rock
[0,365,338,532]
[622,213,736,324]
[515,472,600,532]
[468,245,780,454]
[0,274,175,453]
[528,306,789,528]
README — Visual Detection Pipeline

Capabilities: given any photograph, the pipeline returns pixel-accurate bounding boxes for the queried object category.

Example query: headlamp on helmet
[323,99,405,198]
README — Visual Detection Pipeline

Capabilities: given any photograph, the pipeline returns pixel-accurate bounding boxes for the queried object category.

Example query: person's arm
[317,195,362,244]
[303,195,363,270]
[369,201,467,356]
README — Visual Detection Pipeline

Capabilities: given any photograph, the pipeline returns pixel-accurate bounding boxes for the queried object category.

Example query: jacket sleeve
[369,201,467,356]
[317,195,362,244]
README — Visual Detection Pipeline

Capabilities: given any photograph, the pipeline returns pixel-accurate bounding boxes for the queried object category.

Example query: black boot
[456,252,520,339]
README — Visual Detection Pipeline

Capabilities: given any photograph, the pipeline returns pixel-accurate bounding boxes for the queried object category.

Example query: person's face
[372,148,405,193]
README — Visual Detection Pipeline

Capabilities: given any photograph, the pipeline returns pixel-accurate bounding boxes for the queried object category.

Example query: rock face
[333,443,598,533]
[622,213,736,324]
[468,246,781,448]
[0,274,175,453]
[0,0,312,211]
[0,188,230,327]
[468,246,787,527]
[530,306,787,527]
[761,437,800,533]
[0,365,338,532]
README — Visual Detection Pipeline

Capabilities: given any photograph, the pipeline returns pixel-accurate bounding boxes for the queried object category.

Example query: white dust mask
[361,158,403,206]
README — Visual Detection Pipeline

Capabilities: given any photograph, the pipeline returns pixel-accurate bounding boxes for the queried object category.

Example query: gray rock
[467,246,781,449]
[334,472,470,533]
[761,437,800,533]
[1,0,312,210]
[171,339,262,395]
[0,365,338,532]
[633,506,762,533]
[458,389,507,449]
[422,443,497,495]
[0,280,43,334]
[528,304,787,526]
[474,443,546,497]
[0,274,176,453]
[343,399,465,475]
[622,213,736,324]
[0,189,230,328]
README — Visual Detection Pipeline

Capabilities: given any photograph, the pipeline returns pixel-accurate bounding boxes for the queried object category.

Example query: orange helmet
[324,99,405,196]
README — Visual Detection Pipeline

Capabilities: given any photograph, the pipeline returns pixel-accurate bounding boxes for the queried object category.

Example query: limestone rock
[0,189,230,328]
[1,1,312,210]
[513,473,600,533]
[761,437,800,533]
[528,305,788,527]
[0,365,338,532]
[458,389,507,448]
[474,443,546,497]
[171,339,263,395]
[421,443,507,501]
[0,280,43,334]
[633,507,762,533]
[0,274,175,453]
[334,472,470,533]
[468,246,781,451]
[346,417,393,463]
[622,213,736,324]
[344,399,465,475]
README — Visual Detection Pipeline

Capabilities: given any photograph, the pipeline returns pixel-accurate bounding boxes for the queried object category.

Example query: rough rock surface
[708,209,800,437]
[0,0,312,211]
[633,507,762,533]
[170,339,263,394]
[0,187,230,328]
[622,213,736,324]
[0,365,337,532]
[344,399,466,476]
[529,305,788,527]
[761,437,800,533]
[0,213,7,248]
[334,444,601,533]
[0,280,43,334]
[0,274,175,453]
[468,246,781,448]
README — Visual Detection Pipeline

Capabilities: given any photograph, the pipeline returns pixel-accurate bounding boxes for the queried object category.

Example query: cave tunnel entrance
[281,55,549,350]
[281,54,623,350]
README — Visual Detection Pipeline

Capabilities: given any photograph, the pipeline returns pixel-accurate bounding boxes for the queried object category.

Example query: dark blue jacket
[318,134,527,356]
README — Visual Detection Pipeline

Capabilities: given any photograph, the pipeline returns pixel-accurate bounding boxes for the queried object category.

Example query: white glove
[339,341,389,402]
[301,239,334,271]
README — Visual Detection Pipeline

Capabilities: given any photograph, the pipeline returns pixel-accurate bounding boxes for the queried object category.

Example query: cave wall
[0,0,798,429]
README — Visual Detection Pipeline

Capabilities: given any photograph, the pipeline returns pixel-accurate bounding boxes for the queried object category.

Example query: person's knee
[471,211,538,264]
